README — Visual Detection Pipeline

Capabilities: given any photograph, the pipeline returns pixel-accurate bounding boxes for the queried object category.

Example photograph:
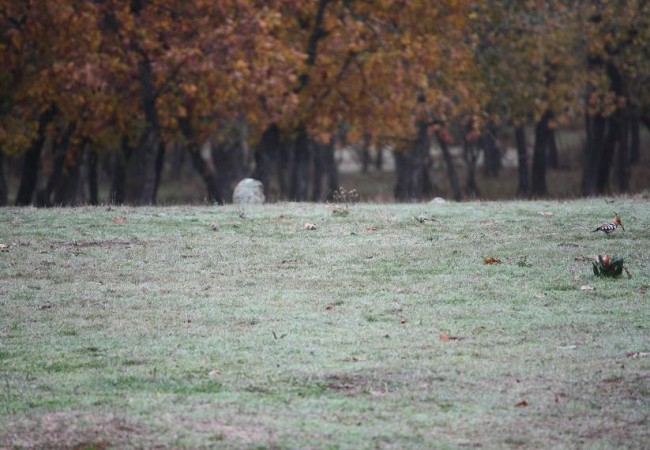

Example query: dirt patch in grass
[49,239,146,249]
[1,412,152,449]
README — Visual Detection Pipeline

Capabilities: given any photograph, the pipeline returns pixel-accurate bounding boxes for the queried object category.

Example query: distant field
[1,200,649,449]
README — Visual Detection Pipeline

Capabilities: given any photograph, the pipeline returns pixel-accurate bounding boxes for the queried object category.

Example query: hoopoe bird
[592,212,625,235]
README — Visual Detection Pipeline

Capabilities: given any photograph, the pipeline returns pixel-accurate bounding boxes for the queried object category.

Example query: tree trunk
[189,144,222,203]
[0,151,7,206]
[38,122,76,206]
[361,133,371,173]
[617,119,630,193]
[311,139,324,202]
[110,138,130,204]
[88,150,99,205]
[596,116,618,193]
[531,110,552,196]
[152,142,165,203]
[463,138,480,197]
[212,131,244,204]
[15,107,56,206]
[253,123,280,198]
[393,150,411,202]
[375,145,384,171]
[630,118,640,164]
[515,125,529,196]
[54,145,85,206]
[436,131,461,201]
[290,124,310,201]
[126,56,160,205]
[481,124,501,177]
[547,128,559,169]
[582,114,606,196]
[324,137,339,201]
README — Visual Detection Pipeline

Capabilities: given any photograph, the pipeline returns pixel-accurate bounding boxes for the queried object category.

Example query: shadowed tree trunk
[290,125,310,201]
[617,120,630,193]
[463,138,480,197]
[88,150,99,205]
[393,150,411,202]
[596,115,618,193]
[254,123,280,198]
[212,126,246,204]
[582,113,605,195]
[311,139,323,202]
[110,137,130,204]
[436,130,461,201]
[515,125,529,196]
[37,122,76,206]
[0,151,7,206]
[547,128,559,169]
[324,137,339,201]
[375,145,384,170]
[361,133,371,173]
[190,144,222,203]
[531,110,552,196]
[630,118,640,164]
[53,145,85,206]
[126,55,160,205]
[481,123,501,177]
[15,106,56,206]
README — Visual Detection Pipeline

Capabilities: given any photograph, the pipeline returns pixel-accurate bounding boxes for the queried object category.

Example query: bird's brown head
[614,212,624,230]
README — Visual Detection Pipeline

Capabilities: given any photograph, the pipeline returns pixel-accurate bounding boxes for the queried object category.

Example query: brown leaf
[111,216,127,224]
[439,332,463,341]
[514,400,529,408]
[483,257,501,265]
[304,223,317,230]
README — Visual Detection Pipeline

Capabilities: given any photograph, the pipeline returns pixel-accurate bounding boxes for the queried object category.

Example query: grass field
[1,199,649,449]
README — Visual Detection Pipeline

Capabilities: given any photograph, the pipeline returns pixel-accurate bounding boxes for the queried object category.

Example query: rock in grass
[233,178,265,204]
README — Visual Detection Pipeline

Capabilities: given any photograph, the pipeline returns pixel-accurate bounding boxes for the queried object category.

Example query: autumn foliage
[0,0,648,205]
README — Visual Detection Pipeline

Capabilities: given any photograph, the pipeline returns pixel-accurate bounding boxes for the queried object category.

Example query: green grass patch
[0,200,649,449]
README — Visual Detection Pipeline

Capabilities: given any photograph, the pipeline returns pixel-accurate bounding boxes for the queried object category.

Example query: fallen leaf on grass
[439,332,463,342]
[514,400,529,408]
[538,211,554,217]
[580,285,595,291]
[626,351,650,358]
[111,216,127,224]
[483,257,501,265]
[304,223,317,230]
[325,303,335,310]
[208,369,222,378]
[400,317,408,324]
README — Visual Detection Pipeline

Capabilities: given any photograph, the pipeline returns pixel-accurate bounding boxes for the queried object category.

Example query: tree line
[0,0,648,206]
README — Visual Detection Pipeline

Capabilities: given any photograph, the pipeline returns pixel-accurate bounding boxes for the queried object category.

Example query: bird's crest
[614,212,624,230]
